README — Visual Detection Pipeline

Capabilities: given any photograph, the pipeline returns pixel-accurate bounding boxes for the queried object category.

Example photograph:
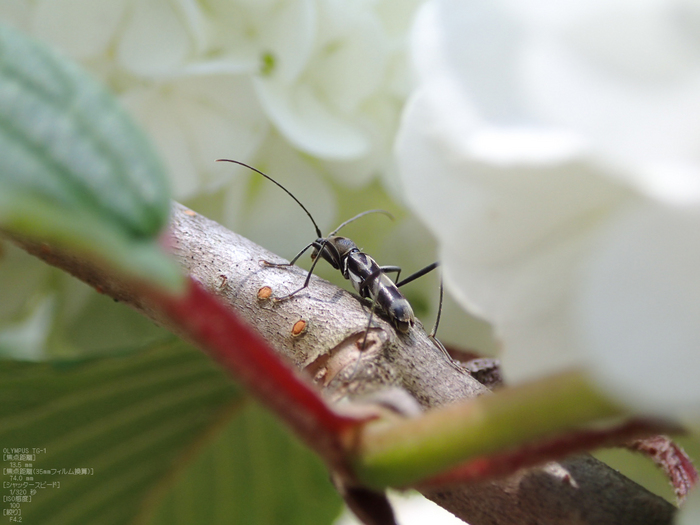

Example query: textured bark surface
[7,201,677,525]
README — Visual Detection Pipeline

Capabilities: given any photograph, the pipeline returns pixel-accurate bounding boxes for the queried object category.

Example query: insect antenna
[328,209,394,237]
[217,159,323,239]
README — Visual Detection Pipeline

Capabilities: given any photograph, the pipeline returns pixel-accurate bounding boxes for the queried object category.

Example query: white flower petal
[412,0,527,126]
[175,75,269,183]
[246,1,418,165]
[257,0,316,82]
[255,78,370,160]
[416,0,700,203]
[0,1,32,30]
[118,0,194,75]
[441,243,583,380]
[312,2,388,113]
[398,90,629,269]
[400,0,700,411]
[121,75,268,198]
[173,0,207,53]
[32,0,126,59]
[577,203,700,416]
[124,88,199,197]
[468,127,587,166]
[204,0,316,82]
[178,59,259,77]
[375,0,427,41]
[398,92,629,382]
[524,39,700,204]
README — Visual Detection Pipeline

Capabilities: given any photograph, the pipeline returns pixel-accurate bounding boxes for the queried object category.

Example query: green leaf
[140,401,343,525]
[0,340,342,524]
[0,23,181,291]
[353,371,624,489]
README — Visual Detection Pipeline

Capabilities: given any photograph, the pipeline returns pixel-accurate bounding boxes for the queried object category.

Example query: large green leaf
[0,23,180,291]
[0,340,342,524]
[140,401,343,525]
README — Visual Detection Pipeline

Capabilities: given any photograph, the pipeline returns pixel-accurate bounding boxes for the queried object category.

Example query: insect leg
[262,241,315,268]
[348,297,379,383]
[395,261,439,288]
[358,266,383,295]
[429,278,468,373]
[393,260,443,336]
[378,265,402,283]
[271,239,329,301]
[430,277,444,339]
[359,300,378,350]
[394,260,441,334]
[395,262,465,372]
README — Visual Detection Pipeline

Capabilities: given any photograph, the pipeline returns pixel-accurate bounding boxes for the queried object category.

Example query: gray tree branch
[7,201,676,525]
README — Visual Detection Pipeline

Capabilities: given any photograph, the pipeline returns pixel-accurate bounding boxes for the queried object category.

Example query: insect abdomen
[376,281,414,333]
[346,252,415,332]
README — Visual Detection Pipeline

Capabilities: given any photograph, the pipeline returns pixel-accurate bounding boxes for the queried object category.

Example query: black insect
[218,159,443,340]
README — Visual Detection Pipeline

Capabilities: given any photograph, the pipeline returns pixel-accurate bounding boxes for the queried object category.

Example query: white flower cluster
[1,0,423,201]
[398,0,700,421]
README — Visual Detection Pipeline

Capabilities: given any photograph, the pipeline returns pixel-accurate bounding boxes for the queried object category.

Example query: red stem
[418,419,678,488]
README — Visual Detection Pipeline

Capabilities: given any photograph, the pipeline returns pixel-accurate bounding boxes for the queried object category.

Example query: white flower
[397,0,700,418]
[1,0,426,201]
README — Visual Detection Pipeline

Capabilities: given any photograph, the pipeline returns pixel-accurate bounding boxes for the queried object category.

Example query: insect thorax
[312,236,358,269]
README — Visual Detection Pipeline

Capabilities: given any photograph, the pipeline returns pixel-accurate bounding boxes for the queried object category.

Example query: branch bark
[7,201,677,525]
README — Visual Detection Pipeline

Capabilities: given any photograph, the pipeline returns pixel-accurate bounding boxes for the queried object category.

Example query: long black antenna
[217,159,323,238]
[328,209,394,237]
